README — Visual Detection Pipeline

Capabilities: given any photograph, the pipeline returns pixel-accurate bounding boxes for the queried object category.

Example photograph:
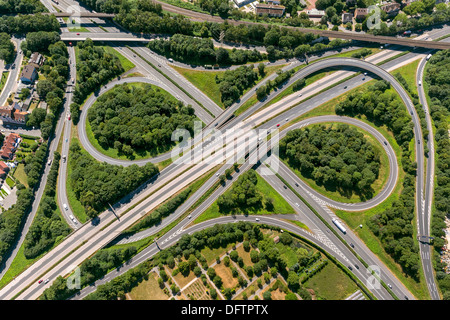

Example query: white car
[255,218,260,222]
[44,279,49,284]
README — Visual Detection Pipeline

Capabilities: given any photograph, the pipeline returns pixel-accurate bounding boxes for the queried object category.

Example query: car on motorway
[364,72,367,76]
[283,185,287,189]
[44,279,49,284]
[63,203,68,210]
[298,93,302,97]
[276,124,280,127]
[344,86,347,89]
[47,159,52,166]
[362,77,366,81]
[38,280,43,284]
[355,264,359,269]
[285,118,289,121]
[388,284,392,289]
[295,183,299,187]
[348,265,353,271]
[350,243,354,248]
[255,218,260,222]
[418,80,422,86]
[384,141,388,146]
[295,203,299,206]
[77,33,80,35]
[188,215,192,219]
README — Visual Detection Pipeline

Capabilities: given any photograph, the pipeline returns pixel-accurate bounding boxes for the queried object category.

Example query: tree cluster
[424,50,450,299]
[0,14,60,35]
[148,34,266,66]
[72,39,124,112]
[256,68,295,100]
[0,33,15,64]
[0,142,48,265]
[41,246,137,300]
[215,64,259,107]
[23,152,71,259]
[280,123,381,198]
[0,0,46,14]
[68,142,159,218]
[87,83,197,158]
[217,170,264,213]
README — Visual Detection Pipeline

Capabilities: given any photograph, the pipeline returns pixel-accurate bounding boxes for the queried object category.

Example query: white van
[63,203,68,210]
[168,58,174,63]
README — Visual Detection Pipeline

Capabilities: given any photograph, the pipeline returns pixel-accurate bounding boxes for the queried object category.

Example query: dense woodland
[0,142,47,266]
[0,33,15,64]
[0,14,59,34]
[87,83,197,158]
[0,0,46,14]
[425,50,450,300]
[335,80,420,279]
[71,39,124,122]
[148,34,266,66]
[24,152,71,259]
[68,142,159,218]
[280,124,381,199]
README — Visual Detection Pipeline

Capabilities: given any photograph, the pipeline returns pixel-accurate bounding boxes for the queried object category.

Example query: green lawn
[5,176,15,188]
[194,171,294,224]
[0,71,9,93]
[12,163,28,188]
[69,27,90,33]
[171,64,286,109]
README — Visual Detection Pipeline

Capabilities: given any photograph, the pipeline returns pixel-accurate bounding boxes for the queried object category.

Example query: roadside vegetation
[148,34,266,66]
[424,49,450,300]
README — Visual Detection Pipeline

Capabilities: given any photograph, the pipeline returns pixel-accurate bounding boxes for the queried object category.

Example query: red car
[38,279,43,284]
[276,124,280,127]
[77,33,80,35]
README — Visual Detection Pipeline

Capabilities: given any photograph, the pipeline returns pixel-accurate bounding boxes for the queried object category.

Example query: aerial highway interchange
[0,0,448,303]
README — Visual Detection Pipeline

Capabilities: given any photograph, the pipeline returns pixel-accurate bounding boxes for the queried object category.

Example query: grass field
[12,163,28,188]
[128,271,170,300]
[195,171,294,224]
[303,261,359,300]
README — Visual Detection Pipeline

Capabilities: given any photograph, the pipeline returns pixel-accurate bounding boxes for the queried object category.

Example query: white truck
[426,54,432,61]
[332,218,347,234]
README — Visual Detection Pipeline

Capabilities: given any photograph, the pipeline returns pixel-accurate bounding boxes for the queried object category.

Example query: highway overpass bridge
[60,30,450,50]
[45,12,115,18]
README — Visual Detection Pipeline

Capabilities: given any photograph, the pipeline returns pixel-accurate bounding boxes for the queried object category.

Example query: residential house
[354,8,369,20]
[20,65,38,84]
[255,3,286,17]
[29,52,44,69]
[0,105,13,118]
[233,0,254,7]
[381,2,401,16]
[0,133,20,160]
[342,12,353,23]
[306,8,326,18]
[0,161,9,178]
[13,110,28,123]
